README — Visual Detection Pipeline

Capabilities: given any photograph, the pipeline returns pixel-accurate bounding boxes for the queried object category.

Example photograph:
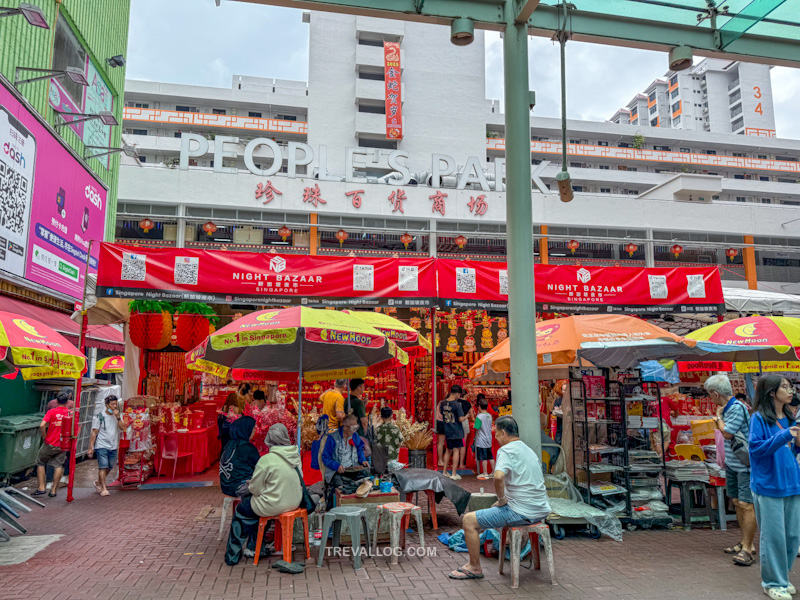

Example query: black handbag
[295,467,317,513]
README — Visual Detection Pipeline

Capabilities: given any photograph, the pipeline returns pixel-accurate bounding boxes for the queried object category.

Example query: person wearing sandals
[449,416,550,581]
[33,392,71,498]
[749,375,800,600]
[705,374,757,567]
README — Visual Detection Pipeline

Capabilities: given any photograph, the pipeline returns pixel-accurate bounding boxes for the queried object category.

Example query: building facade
[117,11,800,294]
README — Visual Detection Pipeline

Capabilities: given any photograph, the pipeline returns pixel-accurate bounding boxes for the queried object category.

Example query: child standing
[474,396,495,479]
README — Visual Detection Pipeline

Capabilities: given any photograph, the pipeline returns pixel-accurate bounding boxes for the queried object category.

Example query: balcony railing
[729,92,742,105]
[728,78,741,92]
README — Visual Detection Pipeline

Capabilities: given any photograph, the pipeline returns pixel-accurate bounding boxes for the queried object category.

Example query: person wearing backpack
[706,374,756,567]
[749,375,800,600]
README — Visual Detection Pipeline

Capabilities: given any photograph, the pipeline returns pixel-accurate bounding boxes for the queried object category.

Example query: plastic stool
[498,522,556,588]
[218,495,240,541]
[253,507,310,566]
[667,479,717,530]
[373,502,425,565]
[405,490,438,529]
[317,506,371,570]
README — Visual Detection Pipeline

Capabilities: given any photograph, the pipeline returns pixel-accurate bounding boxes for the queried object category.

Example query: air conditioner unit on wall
[163,224,197,242]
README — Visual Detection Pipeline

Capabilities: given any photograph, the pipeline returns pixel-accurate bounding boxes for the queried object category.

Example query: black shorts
[476,446,494,461]
[446,438,464,450]
[436,421,445,435]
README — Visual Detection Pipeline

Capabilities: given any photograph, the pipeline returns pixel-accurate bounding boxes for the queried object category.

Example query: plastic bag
[544,472,623,541]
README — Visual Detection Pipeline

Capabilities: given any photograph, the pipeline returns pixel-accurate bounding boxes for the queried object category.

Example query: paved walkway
[0,464,790,600]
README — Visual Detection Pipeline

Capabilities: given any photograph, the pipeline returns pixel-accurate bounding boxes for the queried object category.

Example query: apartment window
[648,92,656,102]
[618,166,628,171]
[649,105,657,114]
[173,132,181,138]
[680,148,690,153]
[669,75,678,86]
[619,142,631,148]
[52,19,87,109]
[599,165,610,170]
[705,150,716,155]
[139,156,147,163]
[673,116,681,126]
[783,201,800,206]
[358,70,384,81]
[654,145,671,151]
[125,102,149,109]
[570,162,582,168]
[761,198,772,204]
[734,174,744,180]
[248,111,262,118]
[671,102,680,113]
[276,114,297,121]
[131,129,147,136]
[732,118,744,131]
[212,108,226,115]
[176,105,196,112]
[627,189,639,195]
[569,139,581,144]
[736,197,747,202]
[776,156,799,162]
[757,154,768,160]
[732,152,745,157]
[358,137,398,150]
[573,186,583,192]
[358,104,385,114]
[650,118,658,127]
[597,141,609,146]
[670,89,679,99]
[600,188,611,193]
[358,38,385,47]
[628,167,638,172]
[209,160,214,168]
[760,176,770,181]
[708,172,718,176]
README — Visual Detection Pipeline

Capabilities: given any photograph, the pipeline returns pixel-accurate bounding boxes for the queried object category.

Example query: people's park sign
[97,243,725,313]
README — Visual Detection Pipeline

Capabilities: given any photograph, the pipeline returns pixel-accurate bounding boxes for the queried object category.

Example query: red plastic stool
[253,507,310,565]
[405,490,438,529]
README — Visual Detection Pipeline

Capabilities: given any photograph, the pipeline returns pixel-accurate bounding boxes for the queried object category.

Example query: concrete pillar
[428,219,437,258]
[310,213,318,255]
[539,225,549,264]
[644,229,655,268]
[176,205,186,248]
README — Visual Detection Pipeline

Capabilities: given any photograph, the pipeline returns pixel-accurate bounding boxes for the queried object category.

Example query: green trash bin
[0,412,44,481]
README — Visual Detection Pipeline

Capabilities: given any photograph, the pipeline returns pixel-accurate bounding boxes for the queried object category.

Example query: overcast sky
[126,0,800,139]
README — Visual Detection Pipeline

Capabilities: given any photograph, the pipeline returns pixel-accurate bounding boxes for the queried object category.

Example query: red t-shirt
[43,406,70,446]
[659,395,679,426]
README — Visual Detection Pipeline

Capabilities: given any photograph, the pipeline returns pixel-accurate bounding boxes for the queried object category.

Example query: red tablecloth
[158,424,220,477]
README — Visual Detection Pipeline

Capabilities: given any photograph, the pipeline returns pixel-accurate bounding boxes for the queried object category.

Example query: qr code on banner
[499,269,509,295]
[456,267,476,294]
[0,160,28,237]
[121,252,146,281]
[686,274,706,298]
[398,265,418,291]
[648,274,668,299]
[353,264,374,291]
[174,256,199,285]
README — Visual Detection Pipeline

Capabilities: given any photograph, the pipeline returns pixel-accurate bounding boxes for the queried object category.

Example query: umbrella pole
[297,335,304,451]
[431,307,438,472]
[758,350,763,375]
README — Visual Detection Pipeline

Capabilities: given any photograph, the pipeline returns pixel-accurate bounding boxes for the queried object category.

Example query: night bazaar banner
[97,243,725,313]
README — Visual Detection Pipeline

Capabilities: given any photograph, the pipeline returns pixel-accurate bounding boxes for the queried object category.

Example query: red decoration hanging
[129,311,172,350]
[455,235,467,249]
[176,313,211,351]
[278,225,292,242]
[670,244,684,259]
[400,233,413,249]
[725,248,739,261]
[624,243,638,257]
[203,221,217,236]
[567,240,580,254]
[139,218,155,233]
[336,229,348,246]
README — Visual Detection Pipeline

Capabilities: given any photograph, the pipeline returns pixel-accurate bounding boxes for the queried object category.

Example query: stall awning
[0,295,124,352]
[723,287,800,315]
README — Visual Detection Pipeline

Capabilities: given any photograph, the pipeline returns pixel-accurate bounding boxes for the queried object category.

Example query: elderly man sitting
[322,414,371,503]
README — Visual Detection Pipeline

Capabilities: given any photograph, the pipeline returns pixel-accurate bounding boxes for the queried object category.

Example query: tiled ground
[1,462,791,600]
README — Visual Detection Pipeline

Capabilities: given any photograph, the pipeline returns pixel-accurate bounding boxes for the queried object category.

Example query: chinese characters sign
[384,42,403,140]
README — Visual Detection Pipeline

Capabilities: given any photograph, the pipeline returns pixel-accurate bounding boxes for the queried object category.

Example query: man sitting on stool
[322,415,370,504]
[449,416,551,580]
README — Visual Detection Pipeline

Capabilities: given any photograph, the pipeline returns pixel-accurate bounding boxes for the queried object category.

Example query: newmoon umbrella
[343,310,432,358]
[186,306,408,445]
[95,355,124,374]
[686,316,800,363]
[0,311,86,379]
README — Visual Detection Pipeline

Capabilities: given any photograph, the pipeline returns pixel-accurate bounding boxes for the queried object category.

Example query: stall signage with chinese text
[384,42,403,140]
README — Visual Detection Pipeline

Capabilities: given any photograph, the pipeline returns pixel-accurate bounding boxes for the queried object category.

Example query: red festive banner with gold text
[384,42,402,140]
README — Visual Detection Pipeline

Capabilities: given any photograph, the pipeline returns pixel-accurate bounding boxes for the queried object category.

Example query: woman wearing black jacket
[219,416,260,498]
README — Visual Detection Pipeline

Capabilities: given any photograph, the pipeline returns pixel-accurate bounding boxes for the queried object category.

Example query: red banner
[97,244,435,307]
[678,360,733,373]
[384,42,402,140]
[436,260,725,314]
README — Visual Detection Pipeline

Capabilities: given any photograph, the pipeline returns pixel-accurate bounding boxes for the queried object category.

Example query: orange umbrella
[469,314,691,379]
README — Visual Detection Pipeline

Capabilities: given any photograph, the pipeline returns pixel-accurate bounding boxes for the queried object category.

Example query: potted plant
[396,409,433,469]
[128,300,174,350]
[632,133,645,150]
[174,302,218,351]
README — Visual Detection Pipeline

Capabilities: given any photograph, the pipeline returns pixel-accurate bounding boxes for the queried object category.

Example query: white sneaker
[787,584,796,595]
[243,549,255,558]
[451,473,462,480]
[764,587,792,600]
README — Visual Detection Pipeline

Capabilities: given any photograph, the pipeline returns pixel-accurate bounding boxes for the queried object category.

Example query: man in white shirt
[449,416,551,580]
[88,395,125,497]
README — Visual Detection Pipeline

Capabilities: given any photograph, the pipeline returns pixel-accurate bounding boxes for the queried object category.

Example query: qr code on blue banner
[353,264,374,291]
[122,252,146,281]
[0,159,28,236]
[648,274,668,299]
[686,274,706,298]
[499,270,509,295]
[174,257,199,285]
[398,266,418,291]
[456,267,476,294]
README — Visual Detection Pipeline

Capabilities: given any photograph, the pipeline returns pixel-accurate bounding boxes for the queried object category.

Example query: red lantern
[624,243,638,257]
[400,233,413,249]
[176,313,211,351]
[455,235,467,249]
[670,244,684,259]
[335,229,348,246]
[278,225,292,242]
[203,221,217,236]
[726,248,739,261]
[567,240,580,254]
[139,218,154,233]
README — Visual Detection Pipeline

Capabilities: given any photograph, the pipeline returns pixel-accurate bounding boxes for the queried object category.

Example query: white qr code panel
[0,160,29,238]
[174,256,199,285]
[686,274,706,298]
[121,252,146,281]
[499,270,509,296]
[456,268,476,294]
[398,265,418,291]
[648,275,668,299]
[353,264,374,291]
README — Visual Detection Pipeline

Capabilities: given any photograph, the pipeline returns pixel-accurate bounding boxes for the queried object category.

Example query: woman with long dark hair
[749,374,800,600]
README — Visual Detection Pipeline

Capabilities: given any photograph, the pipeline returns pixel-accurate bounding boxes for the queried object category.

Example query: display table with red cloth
[157,424,220,476]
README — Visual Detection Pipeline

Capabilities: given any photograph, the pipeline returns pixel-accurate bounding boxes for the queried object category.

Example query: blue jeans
[475,504,542,530]
[95,448,117,470]
[753,492,800,589]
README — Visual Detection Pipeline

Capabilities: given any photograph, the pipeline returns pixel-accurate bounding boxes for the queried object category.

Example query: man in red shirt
[33,392,71,497]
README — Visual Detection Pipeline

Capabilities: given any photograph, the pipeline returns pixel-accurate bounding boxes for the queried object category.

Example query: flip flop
[733,549,756,566]
[272,560,304,574]
[449,567,484,580]
[48,493,56,498]
[32,490,46,496]
[724,543,743,555]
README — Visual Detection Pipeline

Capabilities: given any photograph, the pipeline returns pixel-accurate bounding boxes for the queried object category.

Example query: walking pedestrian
[749,374,800,600]
[440,385,467,479]
[87,395,125,496]
[33,393,71,497]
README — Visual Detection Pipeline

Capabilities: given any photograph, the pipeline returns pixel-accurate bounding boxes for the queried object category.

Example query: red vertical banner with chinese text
[384,42,403,140]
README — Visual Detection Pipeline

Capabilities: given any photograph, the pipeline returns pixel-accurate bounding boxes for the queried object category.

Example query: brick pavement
[1,466,792,600]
